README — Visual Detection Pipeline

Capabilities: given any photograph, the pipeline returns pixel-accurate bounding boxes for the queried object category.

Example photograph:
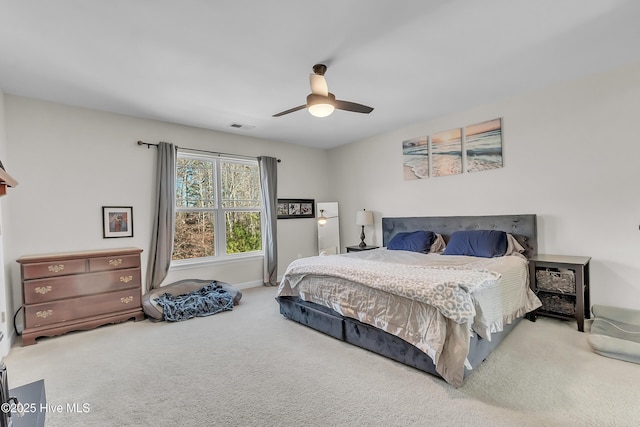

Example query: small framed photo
[102,206,133,238]
[288,203,301,215]
[277,199,315,219]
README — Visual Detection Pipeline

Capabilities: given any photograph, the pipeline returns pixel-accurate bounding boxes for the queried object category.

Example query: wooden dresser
[17,248,145,346]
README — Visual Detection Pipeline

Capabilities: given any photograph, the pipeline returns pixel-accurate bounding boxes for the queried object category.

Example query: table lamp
[355,209,374,247]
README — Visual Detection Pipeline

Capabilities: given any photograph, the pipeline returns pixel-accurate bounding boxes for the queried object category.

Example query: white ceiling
[1,0,639,149]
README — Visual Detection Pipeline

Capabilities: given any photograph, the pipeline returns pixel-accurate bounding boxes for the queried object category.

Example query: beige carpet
[4,286,640,427]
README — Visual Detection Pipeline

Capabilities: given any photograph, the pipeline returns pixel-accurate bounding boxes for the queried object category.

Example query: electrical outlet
[0,312,5,323]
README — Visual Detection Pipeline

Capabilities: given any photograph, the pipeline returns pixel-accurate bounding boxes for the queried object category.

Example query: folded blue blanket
[154,281,234,322]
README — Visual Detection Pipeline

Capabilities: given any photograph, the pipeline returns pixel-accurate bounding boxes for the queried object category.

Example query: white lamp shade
[355,210,374,226]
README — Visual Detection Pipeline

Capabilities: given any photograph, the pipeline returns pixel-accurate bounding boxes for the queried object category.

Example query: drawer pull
[121,296,134,304]
[48,264,65,273]
[36,310,54,319]
[120,275,133,283]
[108,258,123,267]
[35,286,53,295]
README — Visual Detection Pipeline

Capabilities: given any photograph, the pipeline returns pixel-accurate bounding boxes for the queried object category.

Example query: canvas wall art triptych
[403,118,503,180]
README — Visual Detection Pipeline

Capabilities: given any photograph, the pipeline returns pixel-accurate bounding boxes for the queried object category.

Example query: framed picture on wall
[277,199,315,219]
[102,206,133,238]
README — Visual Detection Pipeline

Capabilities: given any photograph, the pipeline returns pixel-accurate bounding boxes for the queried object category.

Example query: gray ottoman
[588,304,640,364]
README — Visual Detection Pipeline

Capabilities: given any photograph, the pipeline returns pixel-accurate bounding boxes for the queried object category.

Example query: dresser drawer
[21,259,87,280]
[24,289,142,328]
[23,268,142,304]
[89,254,140,272]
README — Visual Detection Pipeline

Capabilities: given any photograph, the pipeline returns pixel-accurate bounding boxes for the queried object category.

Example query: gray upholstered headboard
[382,214,537,258]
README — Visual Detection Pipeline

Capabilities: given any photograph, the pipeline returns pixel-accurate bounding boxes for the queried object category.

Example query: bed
[276,214,541,387]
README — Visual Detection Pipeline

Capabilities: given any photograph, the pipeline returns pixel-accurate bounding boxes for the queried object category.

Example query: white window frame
[171,150,264,268]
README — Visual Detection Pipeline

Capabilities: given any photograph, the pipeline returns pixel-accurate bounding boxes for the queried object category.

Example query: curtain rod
[137,140,281,162]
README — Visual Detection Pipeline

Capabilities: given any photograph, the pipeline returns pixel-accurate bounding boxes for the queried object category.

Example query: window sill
[170,252,264,271]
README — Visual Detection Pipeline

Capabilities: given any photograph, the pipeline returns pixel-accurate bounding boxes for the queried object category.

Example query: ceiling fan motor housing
[306,93,335,106]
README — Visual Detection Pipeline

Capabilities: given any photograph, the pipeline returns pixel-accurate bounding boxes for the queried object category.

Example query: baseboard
[234,280,265,290]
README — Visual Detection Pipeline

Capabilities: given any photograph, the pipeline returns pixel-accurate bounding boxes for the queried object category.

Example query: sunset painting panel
[431,128,462,177]
[402,136,429,180]
[466,118,503,172]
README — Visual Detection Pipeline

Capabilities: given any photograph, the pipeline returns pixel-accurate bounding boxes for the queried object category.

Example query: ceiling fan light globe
[318,209,328,226]
[308,103,334,117]
[307,93,336,118]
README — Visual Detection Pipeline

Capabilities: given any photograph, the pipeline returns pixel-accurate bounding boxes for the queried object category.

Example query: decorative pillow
[504,233,525,256]
[430,233,446,253]
[387,230,436,253]
[442,230,507,258]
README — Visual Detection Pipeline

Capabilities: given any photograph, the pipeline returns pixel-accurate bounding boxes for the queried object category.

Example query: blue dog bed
[588,305,640,364]
[142,279,242,322]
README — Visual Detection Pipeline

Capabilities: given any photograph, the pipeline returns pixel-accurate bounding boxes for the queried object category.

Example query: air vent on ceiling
[229,123,255,130]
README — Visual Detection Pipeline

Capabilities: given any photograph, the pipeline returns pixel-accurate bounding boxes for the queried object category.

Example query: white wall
[328,61,640,311]
[0,90,11,358]
[3,97,331,342]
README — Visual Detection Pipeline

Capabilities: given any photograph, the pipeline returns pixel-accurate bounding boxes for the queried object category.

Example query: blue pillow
[387,230,436,253]
[442,230,507,258]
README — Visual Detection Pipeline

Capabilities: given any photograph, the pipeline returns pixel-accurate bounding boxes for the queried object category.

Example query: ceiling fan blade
[272,104,306,117]
[334,100,374,114]
[309,74,328,96]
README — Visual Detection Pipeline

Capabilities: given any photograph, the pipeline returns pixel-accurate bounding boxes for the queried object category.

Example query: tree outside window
[173,152,262,262]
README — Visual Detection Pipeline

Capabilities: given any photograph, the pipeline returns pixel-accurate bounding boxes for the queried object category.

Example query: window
[173,150,262,263]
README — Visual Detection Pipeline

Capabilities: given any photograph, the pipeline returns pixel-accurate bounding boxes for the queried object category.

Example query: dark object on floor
[588,304,640,364]
[142,279,242,321]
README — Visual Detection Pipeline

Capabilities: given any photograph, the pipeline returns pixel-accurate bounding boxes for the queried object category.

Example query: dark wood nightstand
[345,245,379,253]
[528,254,591,332]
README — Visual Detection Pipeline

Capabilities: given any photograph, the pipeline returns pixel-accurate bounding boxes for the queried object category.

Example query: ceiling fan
[273,64,374,118]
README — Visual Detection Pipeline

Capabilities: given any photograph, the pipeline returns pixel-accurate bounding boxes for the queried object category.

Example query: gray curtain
[258,156,278,286]
[146,141,176,292]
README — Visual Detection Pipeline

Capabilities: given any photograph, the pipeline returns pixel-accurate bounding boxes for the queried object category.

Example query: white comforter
[278,249,541,387]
